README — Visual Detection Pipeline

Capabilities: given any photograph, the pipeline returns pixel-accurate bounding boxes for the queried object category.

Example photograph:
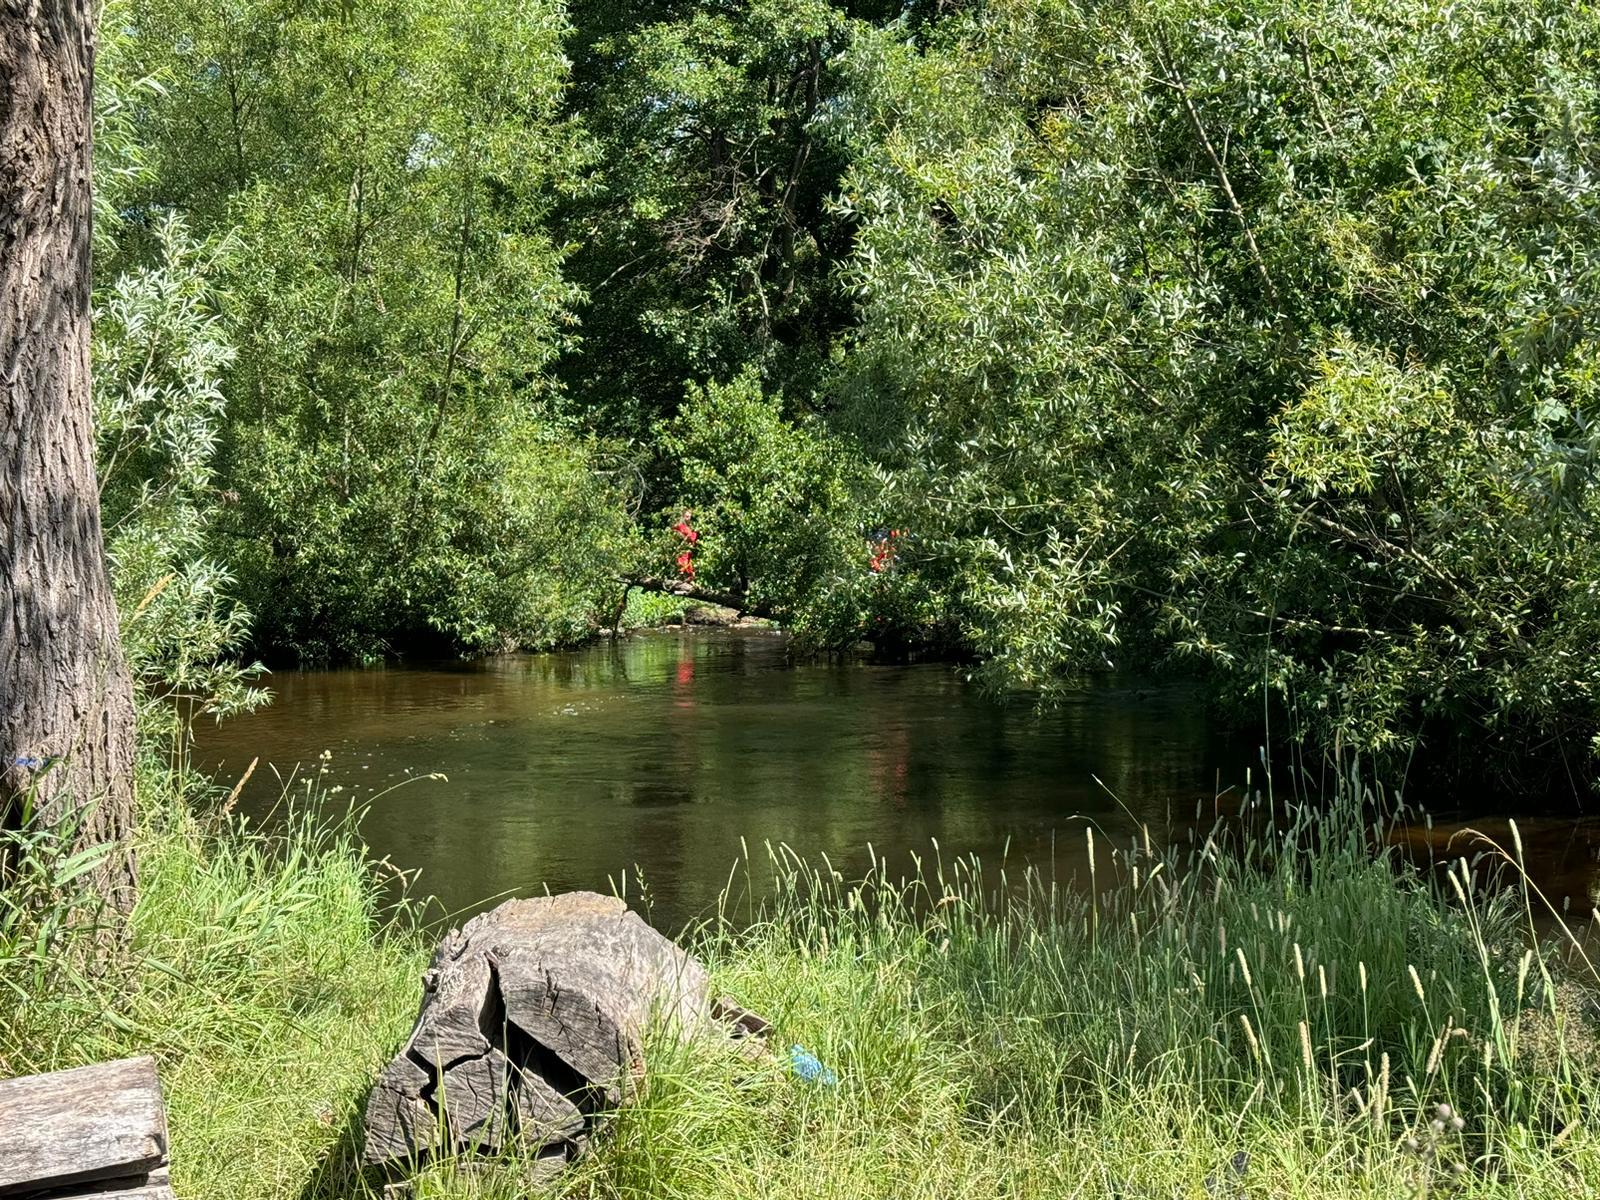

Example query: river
[194,627,1253,930]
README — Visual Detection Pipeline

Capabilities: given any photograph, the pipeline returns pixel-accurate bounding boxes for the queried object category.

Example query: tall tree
[2,0,139,907]
[555,0,866,440]
[830,0,1600,783]
[121,0,625,662]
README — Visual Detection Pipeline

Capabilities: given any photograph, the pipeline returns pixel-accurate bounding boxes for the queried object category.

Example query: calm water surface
[197,629,1241,928]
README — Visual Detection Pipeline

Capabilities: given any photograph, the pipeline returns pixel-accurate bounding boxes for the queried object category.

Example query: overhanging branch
[627,577,778,621]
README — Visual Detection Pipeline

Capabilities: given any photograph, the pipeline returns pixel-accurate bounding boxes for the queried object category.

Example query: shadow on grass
[296,1102,380,1200]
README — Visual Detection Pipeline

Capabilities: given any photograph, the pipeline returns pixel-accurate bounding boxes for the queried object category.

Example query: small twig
[1154,28,1281,306]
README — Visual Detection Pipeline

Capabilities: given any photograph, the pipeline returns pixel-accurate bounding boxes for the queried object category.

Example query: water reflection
[198,629,1240,929]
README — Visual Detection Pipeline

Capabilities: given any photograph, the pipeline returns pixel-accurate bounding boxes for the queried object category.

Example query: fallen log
[363,892,763,1175]
[626,577,777,621]
[0,1056,172,1198]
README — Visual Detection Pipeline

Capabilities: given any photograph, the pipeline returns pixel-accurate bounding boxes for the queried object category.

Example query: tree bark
[364,893,767,1175]
[1,0,139,910]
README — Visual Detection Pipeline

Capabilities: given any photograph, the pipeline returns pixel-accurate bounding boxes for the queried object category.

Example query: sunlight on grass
[4,767,1598,1198]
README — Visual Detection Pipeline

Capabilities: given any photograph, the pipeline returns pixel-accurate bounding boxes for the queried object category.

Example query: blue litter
[788,1044,838,1086]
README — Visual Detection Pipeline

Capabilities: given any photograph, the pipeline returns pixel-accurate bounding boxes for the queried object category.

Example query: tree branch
[1154,29,1281,306]
[630,577,777,620]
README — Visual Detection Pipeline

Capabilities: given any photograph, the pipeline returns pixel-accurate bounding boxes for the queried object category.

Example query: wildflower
[11,755,44,770]
[675,551,695,580]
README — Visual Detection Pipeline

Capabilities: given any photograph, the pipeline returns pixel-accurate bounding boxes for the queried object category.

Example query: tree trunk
[363,893,767,1176]
[1,0,138,911]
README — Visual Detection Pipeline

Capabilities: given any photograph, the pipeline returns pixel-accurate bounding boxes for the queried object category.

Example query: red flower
[675,550,695,579]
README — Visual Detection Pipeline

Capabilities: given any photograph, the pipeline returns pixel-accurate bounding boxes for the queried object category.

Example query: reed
[3,767,1597,1198]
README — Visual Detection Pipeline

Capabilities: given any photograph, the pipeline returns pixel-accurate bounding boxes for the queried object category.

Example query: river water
[196,628,1248,929]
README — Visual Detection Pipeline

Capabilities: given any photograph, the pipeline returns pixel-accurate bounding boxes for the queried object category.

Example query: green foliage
[115,0,630,660]
[94,217,267,745]
[418,425,642,651]
[94,11,266,749]
[0,774,118,1024]
[832,0,1600,774]
[663,369,860,617]
[621,588,694,629]
[555,0,862,439]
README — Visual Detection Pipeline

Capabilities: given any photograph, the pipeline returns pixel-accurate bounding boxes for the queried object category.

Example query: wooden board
[66,1168,175,1200]
[0,1057,168,1195]
[82,1166,176,1200]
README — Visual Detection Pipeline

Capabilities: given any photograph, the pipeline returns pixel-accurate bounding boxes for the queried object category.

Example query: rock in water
[363,892,758,1174]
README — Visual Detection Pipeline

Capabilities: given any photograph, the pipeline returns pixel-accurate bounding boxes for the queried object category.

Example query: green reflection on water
[198,629,1232,930]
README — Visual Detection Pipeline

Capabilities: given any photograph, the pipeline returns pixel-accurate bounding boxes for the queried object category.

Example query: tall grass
[0,771,424,1199]
[3,766,1598,1198]
[577,776,1600,1198]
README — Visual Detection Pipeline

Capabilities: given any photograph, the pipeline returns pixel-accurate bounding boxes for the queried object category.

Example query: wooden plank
[63,1168,174,1200]
[85,1175,176,1200]
[0,1056,167,1194]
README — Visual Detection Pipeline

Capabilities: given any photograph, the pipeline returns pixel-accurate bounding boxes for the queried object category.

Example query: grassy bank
[3,770,1598,1198]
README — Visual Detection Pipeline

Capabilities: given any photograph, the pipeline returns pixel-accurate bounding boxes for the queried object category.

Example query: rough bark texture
[1,0,138,909]
[364,892,767,1176]
[0,1055,170,1196]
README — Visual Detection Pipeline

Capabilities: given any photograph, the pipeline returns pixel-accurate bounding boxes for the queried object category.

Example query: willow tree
[114,0,632,662]
[1,0,139,907]
[830,0,1600,783]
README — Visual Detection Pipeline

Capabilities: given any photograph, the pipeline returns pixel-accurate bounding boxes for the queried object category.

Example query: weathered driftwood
[59,1168,174,1200]
[363,892,762,1174]
[0,1055,172,1197]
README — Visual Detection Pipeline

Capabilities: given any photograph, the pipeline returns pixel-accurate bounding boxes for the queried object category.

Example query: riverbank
[3,768,1598,1198]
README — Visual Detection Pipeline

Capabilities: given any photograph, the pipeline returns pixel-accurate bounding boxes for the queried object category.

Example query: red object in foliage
[868,526,902,573]
[671,511,699,577]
